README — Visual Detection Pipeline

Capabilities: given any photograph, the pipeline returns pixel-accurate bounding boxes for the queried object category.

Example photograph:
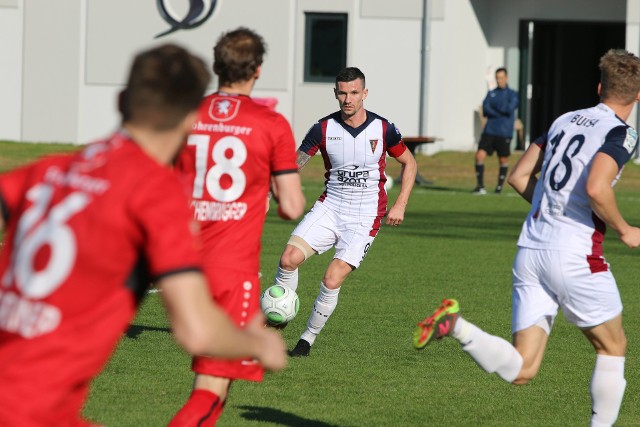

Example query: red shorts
[192,267,264,381]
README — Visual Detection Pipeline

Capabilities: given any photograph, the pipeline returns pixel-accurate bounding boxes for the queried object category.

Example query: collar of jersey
[331,110,377,138]
[216,91,251,99]
[596,103,626,124]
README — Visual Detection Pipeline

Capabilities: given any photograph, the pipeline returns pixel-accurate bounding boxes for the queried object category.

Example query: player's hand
[618,226,640,248]
[245,314,288,372]
[385,205,405,227]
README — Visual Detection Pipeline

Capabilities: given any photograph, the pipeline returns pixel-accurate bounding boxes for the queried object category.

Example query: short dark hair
[213,27,266,86]
[119,44,210,131]
[335,67,366,88]
[599,49,640,104]
[495,67,508,75]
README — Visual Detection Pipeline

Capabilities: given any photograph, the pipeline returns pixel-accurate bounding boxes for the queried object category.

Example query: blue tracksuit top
[482,86,519,138]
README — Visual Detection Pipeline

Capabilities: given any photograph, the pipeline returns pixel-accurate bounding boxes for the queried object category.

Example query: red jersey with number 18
[175,93,298,273]
[0,131,202,426]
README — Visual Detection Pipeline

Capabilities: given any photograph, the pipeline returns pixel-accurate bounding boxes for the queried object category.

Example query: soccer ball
[260,285,299,326]
[384,176,394,191]
[384,172,394,191]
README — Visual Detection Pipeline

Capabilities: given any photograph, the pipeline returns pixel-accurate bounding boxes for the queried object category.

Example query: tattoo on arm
[296,151,312,171]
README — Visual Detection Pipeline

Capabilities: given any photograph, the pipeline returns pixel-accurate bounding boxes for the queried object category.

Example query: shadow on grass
[125,324,171,339]
[237,405,340,427]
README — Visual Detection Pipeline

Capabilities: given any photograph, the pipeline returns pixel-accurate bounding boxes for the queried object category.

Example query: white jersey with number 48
[518,103,638,258]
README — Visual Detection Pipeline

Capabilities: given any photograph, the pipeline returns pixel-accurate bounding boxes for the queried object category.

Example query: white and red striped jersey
[517,103,638,266]
[299,111,407,219]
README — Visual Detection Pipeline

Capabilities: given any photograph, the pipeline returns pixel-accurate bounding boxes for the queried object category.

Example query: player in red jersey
[169,28,305,426]
[0,44,288,427]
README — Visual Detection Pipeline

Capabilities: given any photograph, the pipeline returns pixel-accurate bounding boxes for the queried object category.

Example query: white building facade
[1,0,639,152]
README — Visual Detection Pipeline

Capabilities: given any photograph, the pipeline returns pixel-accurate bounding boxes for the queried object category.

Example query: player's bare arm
[158,271,287,371]
[271,150,310,205]
[587,152,640,248]
[296,150,312,171]
[386,149,417,226]
[272,172,305,220]
[508,142,544,204]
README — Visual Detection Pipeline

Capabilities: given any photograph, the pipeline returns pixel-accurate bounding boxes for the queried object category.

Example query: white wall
[292,0,354,142]
[1,0,298,144]
[353,16,422,137]
[356,0,423,140]
[0,2,22,141]
[292,0,424,143]
[0,0,635,151]
[425,0,627,152]
[486,0,625,47]
[77,0,294,144]
[21,0,81,143]
[425,0,489,152]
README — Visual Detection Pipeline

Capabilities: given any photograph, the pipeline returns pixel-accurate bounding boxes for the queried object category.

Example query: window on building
[304,13,347,83]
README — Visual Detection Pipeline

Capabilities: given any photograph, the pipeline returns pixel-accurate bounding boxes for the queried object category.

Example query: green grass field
[2,142,640,426]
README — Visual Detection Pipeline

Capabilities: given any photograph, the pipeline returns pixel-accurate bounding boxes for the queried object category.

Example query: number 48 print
[546,131,585,191]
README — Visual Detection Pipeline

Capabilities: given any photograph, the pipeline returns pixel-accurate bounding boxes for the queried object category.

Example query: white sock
[300,282,340,345]
[452,317,523,383]
[274,265,298,292]
[590,355,626,427]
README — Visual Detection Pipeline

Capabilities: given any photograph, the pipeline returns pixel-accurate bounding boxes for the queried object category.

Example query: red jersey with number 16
[0,131,202,426]
[175,93,298,273]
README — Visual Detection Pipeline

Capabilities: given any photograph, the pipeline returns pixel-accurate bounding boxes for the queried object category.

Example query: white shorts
[512,247,622,332]
[291,201,379,269]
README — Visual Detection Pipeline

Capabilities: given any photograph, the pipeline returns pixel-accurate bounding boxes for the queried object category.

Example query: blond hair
[599,49,640,104]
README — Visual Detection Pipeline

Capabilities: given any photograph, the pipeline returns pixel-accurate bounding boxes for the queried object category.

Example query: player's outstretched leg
[413,298,524,383]
[413,298,459,349]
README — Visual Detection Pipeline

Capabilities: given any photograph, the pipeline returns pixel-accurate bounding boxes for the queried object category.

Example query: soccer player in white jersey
[413,49,640,427]
[272,67,417,356]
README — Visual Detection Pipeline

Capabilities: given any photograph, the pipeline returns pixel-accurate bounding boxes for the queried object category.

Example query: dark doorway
[519,20,625,145]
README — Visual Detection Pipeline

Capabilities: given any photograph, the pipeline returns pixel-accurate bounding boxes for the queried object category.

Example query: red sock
[167,389,225,427]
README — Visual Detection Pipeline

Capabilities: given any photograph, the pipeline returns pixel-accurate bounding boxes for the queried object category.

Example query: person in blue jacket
[473,67,519,194]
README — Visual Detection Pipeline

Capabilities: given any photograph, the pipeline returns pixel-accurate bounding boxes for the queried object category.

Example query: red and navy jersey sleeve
[128,170,202,280]
[598,125,638,169]
[533,134,548,151]
[269,113,298,176]
[385,122,407,158]
[299,121,324,156]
